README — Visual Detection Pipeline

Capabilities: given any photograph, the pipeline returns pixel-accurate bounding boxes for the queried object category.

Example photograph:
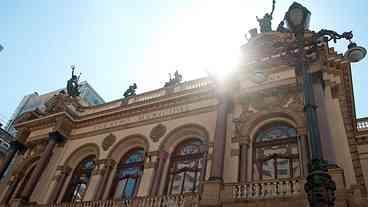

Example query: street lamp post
[284,2,366,207]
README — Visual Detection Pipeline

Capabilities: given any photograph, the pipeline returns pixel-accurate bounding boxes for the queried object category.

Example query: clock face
[251,71,267,84]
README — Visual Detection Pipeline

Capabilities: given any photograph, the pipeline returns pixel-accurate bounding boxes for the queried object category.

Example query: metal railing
[227,177,304,200]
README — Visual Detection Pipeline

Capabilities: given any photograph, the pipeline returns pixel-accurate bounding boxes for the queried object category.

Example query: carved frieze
[102,133,116,151]
[238,87,303,119]
[232,86,304,142]
[150,124,167,142]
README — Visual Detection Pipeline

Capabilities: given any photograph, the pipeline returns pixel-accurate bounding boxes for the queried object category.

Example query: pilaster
[47,165,71,203]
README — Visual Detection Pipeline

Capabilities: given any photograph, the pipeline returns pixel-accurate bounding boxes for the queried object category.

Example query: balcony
[357,117,368,132]
[26,193,199,207]
[223,177,304,201]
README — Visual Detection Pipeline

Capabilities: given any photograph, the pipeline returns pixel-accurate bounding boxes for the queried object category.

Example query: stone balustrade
[127,78,211,105]
[173,78,211,93]
[357,117,368,131]
[25,193,199,207]
[127,88,167,104]
[226,177,304,200]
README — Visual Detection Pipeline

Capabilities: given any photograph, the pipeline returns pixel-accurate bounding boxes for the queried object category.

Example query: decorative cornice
[16,89,216,142]
[70,105,216,140]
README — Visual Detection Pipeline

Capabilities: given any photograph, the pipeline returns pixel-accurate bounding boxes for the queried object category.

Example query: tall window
[110,148,144,199]
[167,139,204,195]
[253,122,300,180]
[63,155,96,202]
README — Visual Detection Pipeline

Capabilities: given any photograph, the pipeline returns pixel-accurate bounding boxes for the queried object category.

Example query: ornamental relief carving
[102,133,116,151]
[150,124,167,142]
[232,87,304,142]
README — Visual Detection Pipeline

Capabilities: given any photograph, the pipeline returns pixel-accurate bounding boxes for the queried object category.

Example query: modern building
[4,81,105,137]
[1,18,368,207]
[0,124,12,168]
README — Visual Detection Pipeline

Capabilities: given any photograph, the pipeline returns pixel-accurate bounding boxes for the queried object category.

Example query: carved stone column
[19,131,64,201]
[239,140,249,182]
[93,159,116,200]
[201,95,230,207]
[209,95,230,181]
[47,165,71,203]
[313,73,337,165]
[137,155,155,197]
[150,151,168,196]
[0,141,26,178]
[0,173,23,204]
[83,160,105,201]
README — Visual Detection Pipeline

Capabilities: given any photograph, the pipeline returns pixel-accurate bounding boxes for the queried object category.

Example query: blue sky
[1,0,367,123]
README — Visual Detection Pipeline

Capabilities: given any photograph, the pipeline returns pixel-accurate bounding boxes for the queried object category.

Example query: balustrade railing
[173,78,211,93]
[27,193,199,207]
[127,88,167,104]
[127,78,211,105]
[228,177,304,200]
[357,117,368,132]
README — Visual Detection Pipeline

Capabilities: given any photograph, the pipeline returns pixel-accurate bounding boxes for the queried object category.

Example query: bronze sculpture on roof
[124,83,137,98]
[256,0,275,33]
[66,65,81,97]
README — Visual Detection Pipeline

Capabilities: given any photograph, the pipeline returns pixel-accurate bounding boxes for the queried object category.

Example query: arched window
[63,155,96,202]
[110,148,144,199]
[253,122,300,180]
[167,139,204,195]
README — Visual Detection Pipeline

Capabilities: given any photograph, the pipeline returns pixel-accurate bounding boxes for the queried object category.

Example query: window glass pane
[171,173,184,194]
[175,140,201,156]
[277,159,290,178]
[262,159,275,180]
[252,123,301,181]
[183,172,195,193]
[122,178,136,199]
[64,155,96,202]
[168,139,204,195]
[125,149,145,164]
[256,123,297,142]
[72,183,87,202]
[113,148,144,199]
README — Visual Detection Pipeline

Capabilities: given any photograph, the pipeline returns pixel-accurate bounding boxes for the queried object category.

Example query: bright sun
[140,1,262,89]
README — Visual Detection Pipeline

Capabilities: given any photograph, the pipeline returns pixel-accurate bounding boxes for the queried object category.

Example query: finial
[71,65,75,75]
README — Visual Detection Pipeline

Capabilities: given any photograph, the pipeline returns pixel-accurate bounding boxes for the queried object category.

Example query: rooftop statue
[66,65,81,97]
[124,83,137,98]
[256,0,275,33]
[164,70,183,87]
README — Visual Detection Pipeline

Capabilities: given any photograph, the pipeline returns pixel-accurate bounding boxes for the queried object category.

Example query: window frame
[165,139,204,195]
[252,122,301,181]
[109,148,145,200]
[62,155,96,202]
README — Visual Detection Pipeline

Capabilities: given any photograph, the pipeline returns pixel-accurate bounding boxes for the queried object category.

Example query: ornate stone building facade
[0,31,367,207]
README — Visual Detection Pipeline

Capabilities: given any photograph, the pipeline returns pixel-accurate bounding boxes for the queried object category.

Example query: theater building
[0,31,367,207]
